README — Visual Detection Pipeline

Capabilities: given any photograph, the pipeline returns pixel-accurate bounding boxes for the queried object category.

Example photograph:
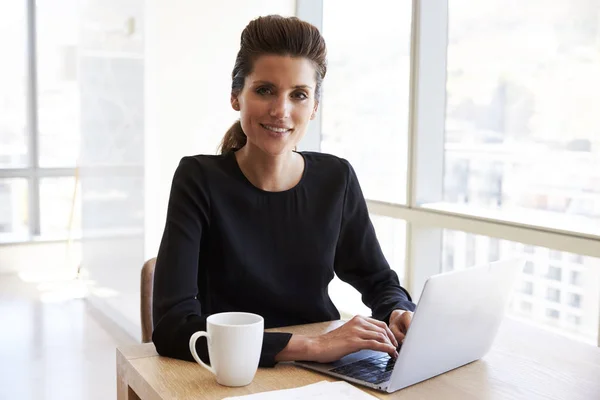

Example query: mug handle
[189,331,216,375]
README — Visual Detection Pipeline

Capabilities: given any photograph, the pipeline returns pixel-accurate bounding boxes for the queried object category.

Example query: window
[443,232,456,272]
[521,281,533,295]
[568,293,582,309]
[524,245,535,254]
[567,314,582,326]
[570,271,582,287]
[441,0,600,236]
[549,250,562,261]
[39,177,80,236]
[570,253,584,264]
[0,1,28,169]
[329,215,406,316]
[36,0,81,168]
[302,0,600,346]
[0,179,29,240]
[321,0,412,204]
[523,261,534,275]
[371,216,407,280]
[0,1,80,242]
[444,246,455,272]
[488,238,500,262]
[546,266,562,282]
[546,288,561,303]
[520,301,532,313]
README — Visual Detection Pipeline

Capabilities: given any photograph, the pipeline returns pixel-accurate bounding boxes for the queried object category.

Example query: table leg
[117,350,141,400]
[117,383,141,400]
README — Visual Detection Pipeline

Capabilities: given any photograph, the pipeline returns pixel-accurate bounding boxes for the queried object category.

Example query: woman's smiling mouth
[260,124,292,135]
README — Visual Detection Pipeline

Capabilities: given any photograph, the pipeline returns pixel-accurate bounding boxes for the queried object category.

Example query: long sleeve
[333,160,416,323]
[151,157,292,368]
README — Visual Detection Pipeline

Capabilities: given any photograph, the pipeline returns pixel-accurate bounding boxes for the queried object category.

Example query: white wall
[144,0,297,260]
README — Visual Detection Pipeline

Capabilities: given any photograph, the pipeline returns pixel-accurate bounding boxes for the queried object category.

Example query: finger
[397,331,406,343]
[356,316,397,348]
[362,339,398,358]
[400,312,413,333]
[397,313,413,336]
[389,324,405,344]
[365,317,398,348]
[358,329,396,348]
[367,321,396,348]
[349,315,368,327]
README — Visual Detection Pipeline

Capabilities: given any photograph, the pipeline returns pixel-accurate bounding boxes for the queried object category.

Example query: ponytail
[219,120,246,154]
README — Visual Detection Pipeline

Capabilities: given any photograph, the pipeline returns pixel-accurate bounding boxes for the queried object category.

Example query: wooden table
[117,318,600,400]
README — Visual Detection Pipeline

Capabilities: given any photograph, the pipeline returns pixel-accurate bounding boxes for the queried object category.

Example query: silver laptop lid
[387,258,524,392]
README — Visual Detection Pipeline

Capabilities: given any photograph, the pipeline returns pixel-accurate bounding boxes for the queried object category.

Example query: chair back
[141,258,157,343]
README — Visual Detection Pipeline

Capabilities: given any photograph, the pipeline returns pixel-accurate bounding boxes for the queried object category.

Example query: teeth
[262,125,290,133]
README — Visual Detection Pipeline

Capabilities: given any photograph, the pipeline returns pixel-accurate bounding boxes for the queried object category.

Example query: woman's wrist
[274,334,319,362]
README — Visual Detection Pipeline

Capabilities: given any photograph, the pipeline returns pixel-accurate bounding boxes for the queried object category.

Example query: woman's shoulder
[176,153,232,173]
[301,151,352,171]
[170,153,236,188]
[301,151,354,180]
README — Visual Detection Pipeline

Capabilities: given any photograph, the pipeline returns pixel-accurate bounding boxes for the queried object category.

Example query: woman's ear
[231,95,240,111]
[310,101,319,120]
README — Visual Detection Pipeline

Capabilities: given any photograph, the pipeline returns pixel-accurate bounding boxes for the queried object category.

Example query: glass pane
[372,215,407,281]
[441,0,600,235]
[40,177,81,237]
[81,174,144,232]
[0,1,28,168]
[0,179,29,240]
[321,0,412,204]
[329,215,406,316]
[36,0,81,167]
[442,229,600,345]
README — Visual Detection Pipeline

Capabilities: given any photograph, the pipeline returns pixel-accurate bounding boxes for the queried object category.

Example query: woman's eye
[256,87,272,95]
[293,92,308,100]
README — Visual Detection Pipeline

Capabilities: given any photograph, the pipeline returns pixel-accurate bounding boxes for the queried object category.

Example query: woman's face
[232,54,318,156]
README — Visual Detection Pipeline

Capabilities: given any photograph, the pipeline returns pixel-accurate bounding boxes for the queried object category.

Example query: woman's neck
[235,144,304,192]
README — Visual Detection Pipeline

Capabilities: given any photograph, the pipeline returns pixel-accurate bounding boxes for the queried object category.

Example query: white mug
[189,312,264,387]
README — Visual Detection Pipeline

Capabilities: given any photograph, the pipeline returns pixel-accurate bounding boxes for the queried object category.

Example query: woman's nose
[269,96,291,119]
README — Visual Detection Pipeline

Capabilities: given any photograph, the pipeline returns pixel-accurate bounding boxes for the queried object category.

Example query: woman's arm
[152,157,212,362]
[275,315,401,363]
[333,160,416,323]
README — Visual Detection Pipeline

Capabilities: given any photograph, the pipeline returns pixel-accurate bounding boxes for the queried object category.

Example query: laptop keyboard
[329,354,397,385]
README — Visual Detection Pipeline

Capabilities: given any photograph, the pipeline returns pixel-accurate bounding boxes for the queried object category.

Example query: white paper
[222,381,379,400]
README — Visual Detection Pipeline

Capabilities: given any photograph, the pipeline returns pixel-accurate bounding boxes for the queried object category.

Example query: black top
[152,151,416,367]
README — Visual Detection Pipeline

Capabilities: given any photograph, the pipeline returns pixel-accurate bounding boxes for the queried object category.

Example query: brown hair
[219,15,327,154]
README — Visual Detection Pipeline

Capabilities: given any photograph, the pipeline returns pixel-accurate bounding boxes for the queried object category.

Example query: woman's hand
[388,309,413,343]
[308,315,399,363]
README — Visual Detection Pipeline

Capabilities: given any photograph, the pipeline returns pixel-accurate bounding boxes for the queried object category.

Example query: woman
[152,15,416,368]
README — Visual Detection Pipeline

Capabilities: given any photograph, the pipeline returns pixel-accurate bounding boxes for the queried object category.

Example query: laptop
[295,258,524,393]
